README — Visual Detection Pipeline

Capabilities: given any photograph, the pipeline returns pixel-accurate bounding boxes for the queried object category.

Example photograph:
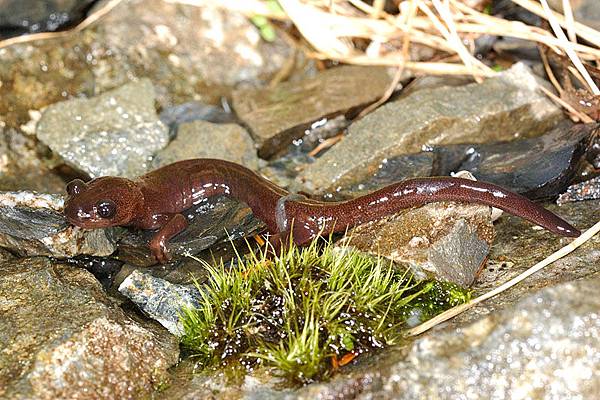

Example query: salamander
[63,158,580,263]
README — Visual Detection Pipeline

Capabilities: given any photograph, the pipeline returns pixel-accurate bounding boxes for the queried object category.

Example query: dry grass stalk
[189,0,600,83]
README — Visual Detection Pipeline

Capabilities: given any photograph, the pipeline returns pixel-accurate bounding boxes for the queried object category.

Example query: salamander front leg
[149,213,188,263]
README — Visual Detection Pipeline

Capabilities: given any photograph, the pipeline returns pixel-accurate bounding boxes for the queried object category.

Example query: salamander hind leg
[273,193,318,251]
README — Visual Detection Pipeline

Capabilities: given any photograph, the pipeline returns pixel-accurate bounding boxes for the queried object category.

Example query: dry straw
[173,0,600,85]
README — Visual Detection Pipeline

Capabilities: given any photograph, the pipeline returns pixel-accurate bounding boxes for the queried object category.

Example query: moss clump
[180,239,470,382]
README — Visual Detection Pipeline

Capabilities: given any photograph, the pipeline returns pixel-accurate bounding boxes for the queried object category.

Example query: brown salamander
[63,158,580,263]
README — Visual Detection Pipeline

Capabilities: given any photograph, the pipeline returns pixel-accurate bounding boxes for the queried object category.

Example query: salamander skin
[63,158,580,263]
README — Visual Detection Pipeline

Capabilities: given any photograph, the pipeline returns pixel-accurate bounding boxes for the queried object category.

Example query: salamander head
[64,177,143,229]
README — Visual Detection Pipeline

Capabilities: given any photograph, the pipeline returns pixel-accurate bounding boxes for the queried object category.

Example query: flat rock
[298,63,564,194]
[344,202,495,287]
[0,0,293,129]
[0,258,179,400]
[0,191,116,258]
[36,79,168,178]
[152,120,259,170]
[233,65,394,158]
[118,270,201,336]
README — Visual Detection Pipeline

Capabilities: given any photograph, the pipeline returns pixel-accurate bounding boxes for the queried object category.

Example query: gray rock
[118,270,201,336]
[36,79,168,178]
[0,258,179,400]
[298,63,564,194]
[152,120,259,170]
[345,202,494,287]
[0,0,293,130]
[0,128,66,194]
[558,175,600,204]
[0,191,116,258]
[233,65,394,158]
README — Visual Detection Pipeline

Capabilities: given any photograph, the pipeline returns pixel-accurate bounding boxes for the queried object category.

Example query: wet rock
[345,202,495,287]
[385,277,600,399]
[261,115,351,190]
[432,122,592,199]
[331,122,592,200]
[0,191,116,257]
[298,63,563,194]
[116,195,264,267]
[0,258,179,400]
[558,176,600,204]
[233,65,394,158]
[0,0,293,130]
[337,153,435,199]
[36,79,168,178]
[0,127,66,193]
[159,101,238,136]
[119,270,201,336]
[152,120,259,170]
[0,0,95,38]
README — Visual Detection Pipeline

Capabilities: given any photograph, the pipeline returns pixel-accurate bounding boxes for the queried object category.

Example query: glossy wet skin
[63,159,581,263]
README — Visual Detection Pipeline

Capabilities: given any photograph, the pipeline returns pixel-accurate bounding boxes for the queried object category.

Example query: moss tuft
[180,238,470,382]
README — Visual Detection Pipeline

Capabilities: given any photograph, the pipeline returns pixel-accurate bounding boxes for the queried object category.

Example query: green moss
[180,239,470,382]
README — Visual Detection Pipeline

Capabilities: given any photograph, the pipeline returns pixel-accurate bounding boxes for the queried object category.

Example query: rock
[116,195,264,267]
[119,270,201,336]
[557,175,600,204]
[0,258,179,400]
[36,79,168,178]
[159,101,239,137]
[328,122,592,200]
[334,153,435,199]
[344,202,495,287]
[548,0,600,31]
[152,120,259,170]
[0,0,293,130]
[233,65,394,158]
[0,127,66,194]
[432,122,592,199]
[292,276,600,400]
[298,63,564,194]
[0,191,117,258]
[0,0,95,37]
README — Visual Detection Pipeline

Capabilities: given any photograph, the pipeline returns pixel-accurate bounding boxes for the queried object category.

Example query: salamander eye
[66,179,87,196]
[96,200,117,219]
